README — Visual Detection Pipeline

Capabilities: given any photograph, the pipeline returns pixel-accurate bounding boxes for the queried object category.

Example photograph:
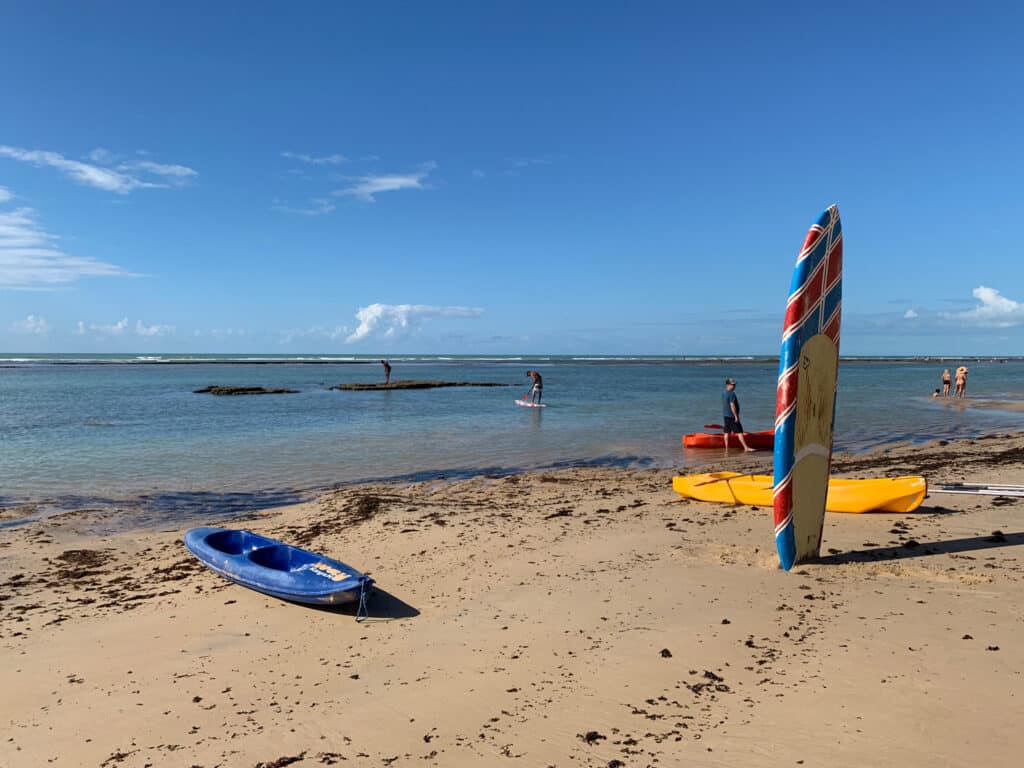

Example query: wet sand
[962,397,1024,413]
[2,434,1023,767]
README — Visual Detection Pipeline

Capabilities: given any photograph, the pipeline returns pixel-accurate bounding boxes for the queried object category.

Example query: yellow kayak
[672,472,927,513]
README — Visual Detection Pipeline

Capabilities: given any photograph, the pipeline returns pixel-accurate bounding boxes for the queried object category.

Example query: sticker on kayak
[306,562,350,581]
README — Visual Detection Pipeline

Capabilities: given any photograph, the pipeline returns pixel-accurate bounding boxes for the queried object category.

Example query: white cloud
[0,144,196,193]
[274,198,336,216]
[505,156,555,175]
[903,309,918,319]
[11,314,48,334]
[345,303,483,343]
[0,206,133,288]
[122,160,198,181]
[335,162,437,202]
[471,169,485,178]
[195,328,246,338]
[282,151,347,166]
[75,317,129,336]
[97,317,129,335]
[512,157,552,168]
[87,148,114,164]
[942,286,1024,328]
[0,185,12,202]
[135,319,175,337]
[0,145,155,193]
[73,317,175,337]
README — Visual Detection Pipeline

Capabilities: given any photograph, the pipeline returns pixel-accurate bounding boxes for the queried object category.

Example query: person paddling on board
[380,359,391,385]
[525,370,543,404]
[722,378,754,452]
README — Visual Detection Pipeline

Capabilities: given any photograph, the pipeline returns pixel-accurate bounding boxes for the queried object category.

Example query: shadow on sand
[308,586,420,622]
[819,530,1023,565]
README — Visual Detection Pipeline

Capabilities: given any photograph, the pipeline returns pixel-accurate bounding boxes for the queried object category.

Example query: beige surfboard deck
[790,333,839,564]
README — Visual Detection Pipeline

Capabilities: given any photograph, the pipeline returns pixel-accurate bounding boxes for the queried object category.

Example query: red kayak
[682,429,774,450]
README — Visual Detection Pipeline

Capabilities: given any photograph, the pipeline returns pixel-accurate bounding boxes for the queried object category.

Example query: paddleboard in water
[515,399,547,408]
[773,205,842,571]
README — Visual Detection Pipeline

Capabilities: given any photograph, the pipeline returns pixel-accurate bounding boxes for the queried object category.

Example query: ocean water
[2,354,1023,525]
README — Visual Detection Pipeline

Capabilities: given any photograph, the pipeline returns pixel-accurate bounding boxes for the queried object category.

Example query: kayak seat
[205,529,256,556]
[248,544,320,572]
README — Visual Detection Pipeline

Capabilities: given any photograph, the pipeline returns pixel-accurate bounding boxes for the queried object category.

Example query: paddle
[941,482,1024,490]
[932,483,1024,496]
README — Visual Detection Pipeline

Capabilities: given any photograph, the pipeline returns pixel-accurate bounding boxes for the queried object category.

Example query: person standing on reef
[955,366,968,398]
[525,370,543,404]
[380,359,391,385]
[941,368,951,397]
[722,378,754,452]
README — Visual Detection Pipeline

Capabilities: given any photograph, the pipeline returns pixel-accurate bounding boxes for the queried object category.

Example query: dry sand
[2,434,1024,767]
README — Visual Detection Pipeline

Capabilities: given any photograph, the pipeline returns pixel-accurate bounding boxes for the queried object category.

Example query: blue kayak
[183,527,373,607]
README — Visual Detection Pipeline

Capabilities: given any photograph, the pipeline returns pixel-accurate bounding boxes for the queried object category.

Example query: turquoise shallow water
[2,354,1023,525]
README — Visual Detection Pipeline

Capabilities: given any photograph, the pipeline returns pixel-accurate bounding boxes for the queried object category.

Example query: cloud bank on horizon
[10,314,48,335]
[345,303,484,343]
[941,287,1024,328]
[67,318,176,339]
[12,287,1023,349]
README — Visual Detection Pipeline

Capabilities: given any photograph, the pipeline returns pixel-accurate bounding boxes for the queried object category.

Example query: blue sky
[2,0,1023,355]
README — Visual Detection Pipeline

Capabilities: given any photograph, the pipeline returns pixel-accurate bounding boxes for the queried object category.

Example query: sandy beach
[3,434,1024,767]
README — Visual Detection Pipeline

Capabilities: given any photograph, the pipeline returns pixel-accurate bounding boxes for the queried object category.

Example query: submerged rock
[330,380,510,391]
[194,386,299,395]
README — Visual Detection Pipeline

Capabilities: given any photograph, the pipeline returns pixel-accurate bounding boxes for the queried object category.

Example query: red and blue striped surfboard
[773,205,842,571]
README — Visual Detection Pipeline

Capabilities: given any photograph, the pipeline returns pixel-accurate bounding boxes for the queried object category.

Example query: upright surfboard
[773,205,842,571]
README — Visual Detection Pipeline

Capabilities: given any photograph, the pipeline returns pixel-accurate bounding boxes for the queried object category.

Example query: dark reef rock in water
[194,386,299,395]
[330,380,510,391]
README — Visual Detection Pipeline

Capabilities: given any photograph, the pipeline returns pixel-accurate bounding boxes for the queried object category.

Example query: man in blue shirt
[722,378,754,451]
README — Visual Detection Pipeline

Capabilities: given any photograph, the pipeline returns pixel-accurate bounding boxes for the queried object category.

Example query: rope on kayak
[355,577,370,622]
